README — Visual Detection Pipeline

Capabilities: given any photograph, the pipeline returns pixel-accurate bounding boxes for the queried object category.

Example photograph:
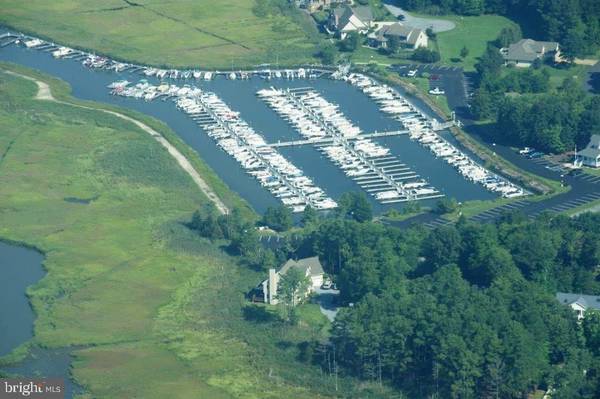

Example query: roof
[352,5,373,23]
[578,134,600,158]
[279,256,324,277]
[372,23,424,45]
[557,292,600,311]
[504,39,559,62]
[332,5,373,29]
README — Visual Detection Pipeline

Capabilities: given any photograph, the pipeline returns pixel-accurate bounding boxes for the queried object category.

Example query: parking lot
[390,63,470,114]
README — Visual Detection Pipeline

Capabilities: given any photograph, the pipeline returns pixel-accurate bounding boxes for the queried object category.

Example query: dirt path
[2,69,229,214]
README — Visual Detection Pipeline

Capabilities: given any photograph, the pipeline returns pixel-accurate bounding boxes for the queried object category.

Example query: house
[328,5,374,39]
[556,292,600,320]
[261,256,324,305]
[500,38,560,67]
[367,22,428,50]
[575,135,600,168]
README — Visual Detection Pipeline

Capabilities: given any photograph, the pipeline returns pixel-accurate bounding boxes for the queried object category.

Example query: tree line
[315,211,600,398]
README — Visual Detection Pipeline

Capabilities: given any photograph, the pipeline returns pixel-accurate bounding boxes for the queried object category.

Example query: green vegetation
[399,0,600,59]
[0,0,318,69]
[308,213,600,398]
[0,66,354,398]
[435,14,518,70]
[410,76,452,116]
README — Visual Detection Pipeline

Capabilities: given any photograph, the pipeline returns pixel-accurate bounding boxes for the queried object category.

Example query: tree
[435,197,458,214]
[338,192,372,222]
[340,31,360,52]
[387,35,402,54]
[583,311,600,356]
[301,205,318,227]
[460,46,469,59]
[189,203,223,239]
[316,41,336,65]
[262,205,293,232]
[278,267,310,321]
[495,26,522,48]
[411,47,440,63]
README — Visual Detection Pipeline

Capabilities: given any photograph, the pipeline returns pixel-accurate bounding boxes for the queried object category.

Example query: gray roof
[279,256,324,277]
[352,5,373,23]
[557,292,600,311]
[375,23,423,45]
[503,39,559,62]
[578,134,600,159]
[332,5,373,29]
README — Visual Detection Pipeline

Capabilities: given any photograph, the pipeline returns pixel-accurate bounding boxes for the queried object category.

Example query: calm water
[0,242,82,398]
[0,29,495,213]
[0,241,44,357]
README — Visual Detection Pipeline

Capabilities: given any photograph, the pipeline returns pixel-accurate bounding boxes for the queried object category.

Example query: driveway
[314,287,340,322]
[383,2,456,33]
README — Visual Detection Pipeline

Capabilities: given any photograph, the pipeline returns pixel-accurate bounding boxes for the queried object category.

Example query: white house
[575,134,600,168]
[556,292,600,320]
[367,22,428,50]
[261,256,325,305]
[328,5,373,39]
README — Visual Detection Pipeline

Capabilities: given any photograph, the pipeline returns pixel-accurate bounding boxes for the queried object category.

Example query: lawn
[433,14,519,71]
[0,0,318,69]
[0,66,377,398]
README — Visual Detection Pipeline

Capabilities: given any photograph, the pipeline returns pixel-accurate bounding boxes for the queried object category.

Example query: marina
[345,73,526,199]
[258,87,443,203]
[0,28,514,213]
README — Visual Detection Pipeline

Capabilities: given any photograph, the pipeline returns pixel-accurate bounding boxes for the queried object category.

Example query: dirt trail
[2,69,229,214]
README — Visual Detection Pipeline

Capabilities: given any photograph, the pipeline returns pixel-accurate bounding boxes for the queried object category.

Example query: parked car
[407,69,418,78]
[518,147,534,155]
[321,278,332,289]
[428,87,445,95]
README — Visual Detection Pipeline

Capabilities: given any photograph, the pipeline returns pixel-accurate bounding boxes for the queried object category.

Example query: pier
[264,129,409,148]
[259,87,443,203]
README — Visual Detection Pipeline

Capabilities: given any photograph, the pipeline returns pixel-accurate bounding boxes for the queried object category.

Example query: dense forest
[190,200,600,398]
[395,0,600,57]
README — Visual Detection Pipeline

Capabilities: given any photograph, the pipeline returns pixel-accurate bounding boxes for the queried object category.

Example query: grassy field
[0,0,318,68]
[0,66,396,398]
[433,14,519,71]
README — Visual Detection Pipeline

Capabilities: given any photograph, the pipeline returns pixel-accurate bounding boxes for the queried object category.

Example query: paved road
[383,2,456,33]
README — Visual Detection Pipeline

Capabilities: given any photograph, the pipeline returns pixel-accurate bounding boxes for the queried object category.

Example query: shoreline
[1,67,230,215]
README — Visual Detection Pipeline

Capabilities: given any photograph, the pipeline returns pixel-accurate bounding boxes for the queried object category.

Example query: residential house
[500,38,560,67]
[328,5,374,39]
[367,22,428,50]
[575,134,600,168]
[261,256,325,305]
[556,292,600,320]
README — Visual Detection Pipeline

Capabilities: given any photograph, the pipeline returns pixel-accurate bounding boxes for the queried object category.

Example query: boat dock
[258,87,443,203]
[264,129,409,148]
